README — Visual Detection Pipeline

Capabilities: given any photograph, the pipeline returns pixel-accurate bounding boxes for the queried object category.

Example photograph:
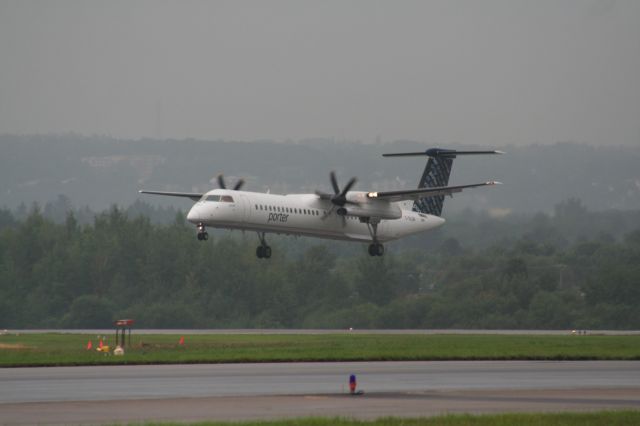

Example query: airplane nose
[186,206,199,224]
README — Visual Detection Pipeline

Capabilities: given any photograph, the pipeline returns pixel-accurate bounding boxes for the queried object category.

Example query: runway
[1,361,639,424]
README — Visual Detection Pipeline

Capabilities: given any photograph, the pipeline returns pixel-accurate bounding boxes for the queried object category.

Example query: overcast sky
[1,0,638,145]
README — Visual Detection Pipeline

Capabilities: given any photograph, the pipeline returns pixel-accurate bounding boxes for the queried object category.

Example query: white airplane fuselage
[186,189,445,243]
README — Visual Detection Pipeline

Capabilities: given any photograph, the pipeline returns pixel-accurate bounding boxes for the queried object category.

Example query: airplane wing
[139,190,203,201]
[366,181,501,203]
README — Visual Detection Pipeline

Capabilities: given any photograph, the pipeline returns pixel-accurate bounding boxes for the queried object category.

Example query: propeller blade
[233,179,245,191]
[339,177,357,198]
[217,174,226,189]
[330,171,340,195]
[317,172,359,208]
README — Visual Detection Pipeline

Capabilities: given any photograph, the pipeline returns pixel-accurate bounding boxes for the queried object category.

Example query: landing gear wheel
[256,232,272,259]
[196,223,208,241]
[256,245,272,259]
[368,243,384,256]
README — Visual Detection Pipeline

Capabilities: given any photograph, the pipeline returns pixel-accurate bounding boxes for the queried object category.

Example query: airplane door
[236,194,250,222]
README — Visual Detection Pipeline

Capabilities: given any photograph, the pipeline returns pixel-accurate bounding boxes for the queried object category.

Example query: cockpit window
[203,194,234,203]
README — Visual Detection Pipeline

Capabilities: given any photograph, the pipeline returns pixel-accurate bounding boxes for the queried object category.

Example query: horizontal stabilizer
[139,190,203,201]
[383,148,504,158]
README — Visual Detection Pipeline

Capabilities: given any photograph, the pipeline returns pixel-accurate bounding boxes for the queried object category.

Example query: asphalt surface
[1,361,639,424]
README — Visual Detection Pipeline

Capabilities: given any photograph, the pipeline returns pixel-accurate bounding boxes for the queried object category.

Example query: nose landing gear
[196,223,208,241]
[256,232,272,259]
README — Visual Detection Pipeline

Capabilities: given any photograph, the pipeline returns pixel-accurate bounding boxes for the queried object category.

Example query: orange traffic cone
[98,339,103,349]
[178,336,185,345]
[86,340,93,350]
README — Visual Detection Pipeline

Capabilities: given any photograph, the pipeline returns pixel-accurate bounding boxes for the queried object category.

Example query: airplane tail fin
[382,148,503,216]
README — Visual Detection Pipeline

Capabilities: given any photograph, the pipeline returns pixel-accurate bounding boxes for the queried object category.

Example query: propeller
[216,173,245,191]
[316,171,358,223]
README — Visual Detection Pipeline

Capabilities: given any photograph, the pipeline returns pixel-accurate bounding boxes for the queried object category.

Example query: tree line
[0,201,639,329]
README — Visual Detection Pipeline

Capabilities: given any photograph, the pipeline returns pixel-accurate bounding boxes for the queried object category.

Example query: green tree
[61,295,114,328]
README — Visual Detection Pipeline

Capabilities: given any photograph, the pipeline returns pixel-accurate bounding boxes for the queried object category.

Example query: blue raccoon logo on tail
[383,148,502,217]
[413,149,455,216]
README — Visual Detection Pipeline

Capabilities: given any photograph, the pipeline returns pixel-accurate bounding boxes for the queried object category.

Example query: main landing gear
[256,232,272,259]
[365,220,385,256]
[196,223,208,241]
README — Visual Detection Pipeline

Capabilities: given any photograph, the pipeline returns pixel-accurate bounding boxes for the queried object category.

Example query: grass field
[1,332,639,367]
[139,411,640,426]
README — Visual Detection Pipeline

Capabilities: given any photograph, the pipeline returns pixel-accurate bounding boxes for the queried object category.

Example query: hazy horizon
[1,0,639,146]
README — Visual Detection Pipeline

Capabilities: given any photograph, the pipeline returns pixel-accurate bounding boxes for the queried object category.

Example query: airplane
[140,148,502,258]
